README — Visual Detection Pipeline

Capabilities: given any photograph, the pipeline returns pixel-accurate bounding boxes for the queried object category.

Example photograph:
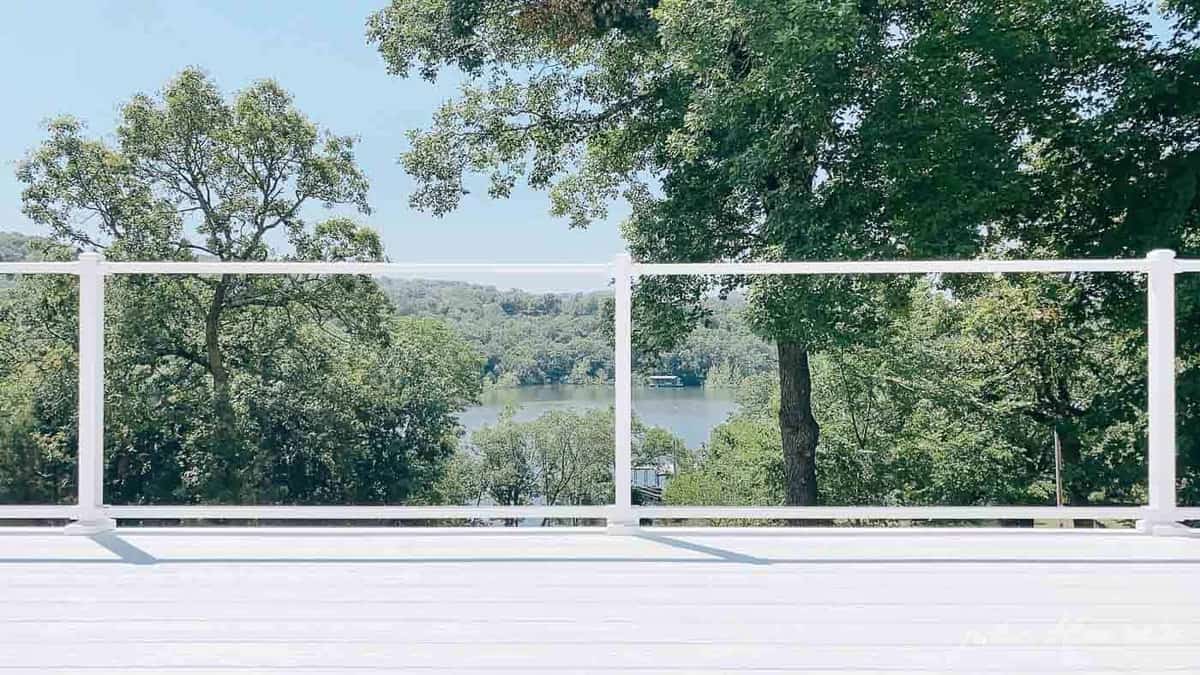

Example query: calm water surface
[460,385,739,448]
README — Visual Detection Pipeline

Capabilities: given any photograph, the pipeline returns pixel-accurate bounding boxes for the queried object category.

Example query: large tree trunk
[205,275,239,499]
[778,341,820,506]
[1055,420,1094,528]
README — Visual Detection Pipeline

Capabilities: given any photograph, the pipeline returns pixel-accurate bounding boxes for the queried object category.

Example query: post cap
[1147,249,1177,260]
[78,251,104,262]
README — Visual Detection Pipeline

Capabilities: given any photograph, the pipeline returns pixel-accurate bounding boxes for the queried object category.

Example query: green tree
[366,0,1144,505]
[0,255,79,504]
[667,278,1146,513]
[998,6,1200,503]
[17,69,389,499]
[469,408,615,507]
[8,70,483,505]
[637,425,690,474]
[0,232,45,263]
[438,407,687,514]
[663,414,785,509]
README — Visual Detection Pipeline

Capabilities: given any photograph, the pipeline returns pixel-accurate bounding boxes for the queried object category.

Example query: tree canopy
[3,70,483,506]
[367,0,1181,506]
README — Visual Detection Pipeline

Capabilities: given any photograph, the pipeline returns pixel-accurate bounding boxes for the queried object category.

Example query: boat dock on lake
[646,375,683,387]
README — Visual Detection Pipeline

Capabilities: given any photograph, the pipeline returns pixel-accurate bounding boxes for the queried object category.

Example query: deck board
[0,527,1197,673]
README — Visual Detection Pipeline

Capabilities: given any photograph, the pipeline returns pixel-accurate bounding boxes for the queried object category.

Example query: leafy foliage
[383,278,774,385]
[433,407,615,509]
[1,71,483,506]
[367,0,1168,506]
[667,277,1149,509]
[436,406,690,509]
[0,232,48,263]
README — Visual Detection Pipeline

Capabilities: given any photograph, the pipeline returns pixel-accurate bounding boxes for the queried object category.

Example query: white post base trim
[1135,519,1195,537]
[64,517,117,536]
[605,521,640,535]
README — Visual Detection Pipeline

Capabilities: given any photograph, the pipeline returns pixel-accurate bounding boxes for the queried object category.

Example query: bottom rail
[0,505,77,520]
[636,506,1152,521]
[103,505,612,521]
[2,504,1194,526]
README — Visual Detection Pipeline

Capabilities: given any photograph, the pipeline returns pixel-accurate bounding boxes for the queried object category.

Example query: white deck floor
[1,526,1198,673]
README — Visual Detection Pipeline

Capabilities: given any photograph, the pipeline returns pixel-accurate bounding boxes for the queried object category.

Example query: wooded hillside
[382,277,775,386]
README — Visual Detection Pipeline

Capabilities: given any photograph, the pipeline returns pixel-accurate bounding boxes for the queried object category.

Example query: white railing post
[65,252,115,535]
[608,253,637,534]
[1140,249,1187,536]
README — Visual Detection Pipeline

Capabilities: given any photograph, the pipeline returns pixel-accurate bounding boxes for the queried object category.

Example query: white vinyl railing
[0,250,1197,534]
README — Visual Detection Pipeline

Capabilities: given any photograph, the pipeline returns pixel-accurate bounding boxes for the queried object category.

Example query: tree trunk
[205,275,239,500]
[1055,420,1094,528]
[778,341,819,506]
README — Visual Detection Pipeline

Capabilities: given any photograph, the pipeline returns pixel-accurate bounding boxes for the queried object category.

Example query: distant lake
[460,385,739,448]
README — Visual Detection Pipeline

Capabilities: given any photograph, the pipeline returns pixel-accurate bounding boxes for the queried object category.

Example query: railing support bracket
[1136,519,1196,537]
[605,520,639,535]
[65,516,117,536]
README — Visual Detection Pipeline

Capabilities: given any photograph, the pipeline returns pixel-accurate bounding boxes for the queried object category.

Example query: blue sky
[0,0,625,288]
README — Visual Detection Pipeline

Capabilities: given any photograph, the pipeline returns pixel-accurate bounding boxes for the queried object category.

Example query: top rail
[634,259,1151,276]
[0,261,614,276]
[1,258,1172,277]
[0,261,84,274]
[103,261,614,276]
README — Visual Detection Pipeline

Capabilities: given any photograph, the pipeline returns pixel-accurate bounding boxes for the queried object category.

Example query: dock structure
[647,374,684,387]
